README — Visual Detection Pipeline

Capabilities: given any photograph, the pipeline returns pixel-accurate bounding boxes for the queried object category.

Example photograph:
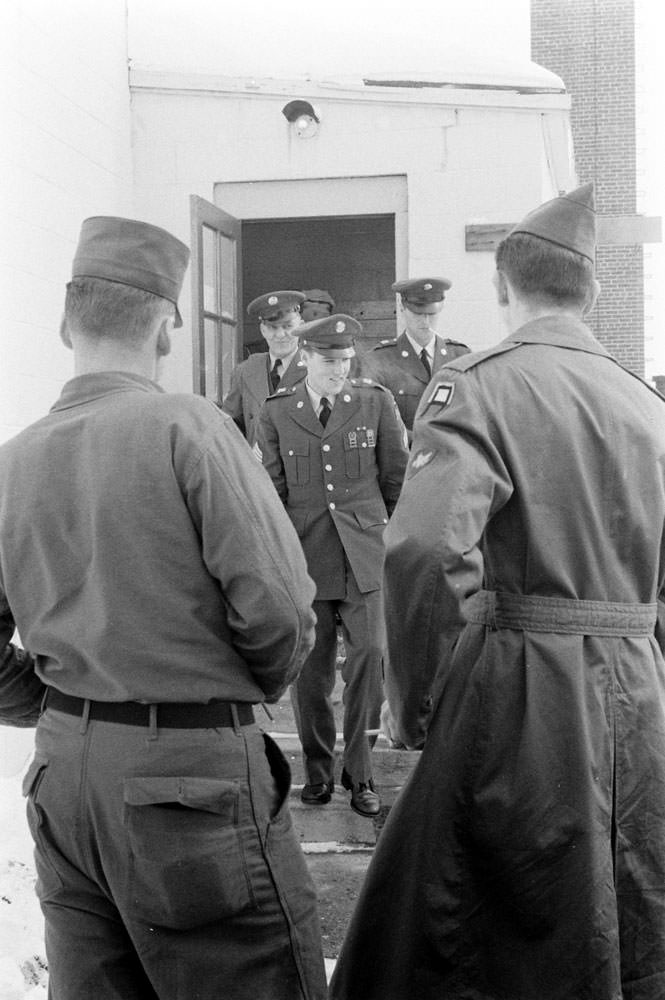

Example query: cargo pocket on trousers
[22,755,65,896]
[123,775,257,929]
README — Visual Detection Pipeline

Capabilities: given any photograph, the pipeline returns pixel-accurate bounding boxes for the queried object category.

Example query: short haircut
[495,233,594,308]
[64,276,174,343]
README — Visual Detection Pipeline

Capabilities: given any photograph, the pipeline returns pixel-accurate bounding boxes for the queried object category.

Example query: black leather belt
[45,687,255,728]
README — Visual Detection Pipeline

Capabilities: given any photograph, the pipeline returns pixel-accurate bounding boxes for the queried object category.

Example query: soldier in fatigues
[331,185,665,1000]
[361,277,469,441]
[222,290,307,446]
[257,315,408,816]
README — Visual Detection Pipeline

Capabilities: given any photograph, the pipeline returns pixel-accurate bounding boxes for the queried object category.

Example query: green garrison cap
[299,314,360,358]
[72,216,190,327]
[508,182,596,262]
[247,290,306,322]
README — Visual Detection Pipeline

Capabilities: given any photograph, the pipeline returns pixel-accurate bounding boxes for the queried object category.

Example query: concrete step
[269,732,420,846]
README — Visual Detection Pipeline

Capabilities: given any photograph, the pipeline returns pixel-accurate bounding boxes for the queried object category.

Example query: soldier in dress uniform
[257,315,408,817]
[360,277,470,441]
[222,290,307,446]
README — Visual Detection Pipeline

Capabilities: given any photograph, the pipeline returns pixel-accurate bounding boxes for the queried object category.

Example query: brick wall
[531,0,644,374]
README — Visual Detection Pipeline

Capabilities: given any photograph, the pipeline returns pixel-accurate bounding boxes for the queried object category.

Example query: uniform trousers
[290,568,384,786]
[23,705,327,1000]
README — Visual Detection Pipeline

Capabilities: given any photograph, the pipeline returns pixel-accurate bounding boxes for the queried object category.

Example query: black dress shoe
[341,768,380,817]
[301,780,334,805]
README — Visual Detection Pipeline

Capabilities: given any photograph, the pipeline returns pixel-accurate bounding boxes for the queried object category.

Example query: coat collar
[51,371,162,411]
[503,314,612,358]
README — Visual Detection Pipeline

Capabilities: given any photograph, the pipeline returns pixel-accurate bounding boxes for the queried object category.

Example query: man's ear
[582,278,601,318]
[59,315,73,349]
[156,317,173,358]
[493,270,510,306]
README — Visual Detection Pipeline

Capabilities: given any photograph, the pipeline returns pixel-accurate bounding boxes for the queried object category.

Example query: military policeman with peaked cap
[0,217,327,999]
[257,314,409,817]
[222,289,307,446]
[331,183,665,1000]
[360,276,470,441]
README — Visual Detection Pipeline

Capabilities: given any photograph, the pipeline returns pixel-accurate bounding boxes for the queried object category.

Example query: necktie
[319,397,331,428]
[269,359,282,393]
[420,348,432,379]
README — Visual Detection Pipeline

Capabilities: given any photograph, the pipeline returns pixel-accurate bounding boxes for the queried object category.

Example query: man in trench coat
[330,183,665,1000]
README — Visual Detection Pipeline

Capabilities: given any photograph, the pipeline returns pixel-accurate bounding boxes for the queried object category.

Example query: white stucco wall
[130,73,574,392]
[1,0,133,445]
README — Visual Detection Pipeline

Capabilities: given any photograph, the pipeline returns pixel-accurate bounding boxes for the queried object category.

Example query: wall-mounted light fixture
[282,99,321,138]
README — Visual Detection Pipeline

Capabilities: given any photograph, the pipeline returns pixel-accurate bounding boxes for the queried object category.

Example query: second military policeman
[360,277,470,441]
[257,315,408,816]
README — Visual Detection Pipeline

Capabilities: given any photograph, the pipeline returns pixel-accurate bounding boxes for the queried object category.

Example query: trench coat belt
[463,589,658,636]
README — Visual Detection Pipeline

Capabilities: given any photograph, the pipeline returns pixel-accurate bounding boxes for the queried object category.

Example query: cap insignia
[424,282,432,290]
[335,321,346,333]
[268,295,278,305]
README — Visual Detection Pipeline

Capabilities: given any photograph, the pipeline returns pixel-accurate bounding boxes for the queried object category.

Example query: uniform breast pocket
[343,431,375,478]
[284,441,310,485]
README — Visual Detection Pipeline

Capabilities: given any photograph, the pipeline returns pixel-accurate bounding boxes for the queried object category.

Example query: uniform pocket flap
[124,776,239,817]
[354,508,389,530]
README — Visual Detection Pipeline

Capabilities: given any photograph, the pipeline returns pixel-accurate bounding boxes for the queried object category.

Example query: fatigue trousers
[290,572,384,786]
[23,705,327,1000]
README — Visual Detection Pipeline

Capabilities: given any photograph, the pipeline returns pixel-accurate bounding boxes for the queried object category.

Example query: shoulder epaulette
[443,338,471,349]
[350,377,389,392]
[372,339,398,350]
[439,341,522,375]
[265,386,298,401]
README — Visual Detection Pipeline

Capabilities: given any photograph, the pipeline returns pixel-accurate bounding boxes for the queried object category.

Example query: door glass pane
[202,226,219,314]
[219,234,236,317]
[220,321,236,398]
[203,317,219,400]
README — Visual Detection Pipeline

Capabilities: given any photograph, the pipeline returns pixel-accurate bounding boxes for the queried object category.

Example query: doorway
[241,214,396,359]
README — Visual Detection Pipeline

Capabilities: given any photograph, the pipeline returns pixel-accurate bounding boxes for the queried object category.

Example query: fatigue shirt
[330,314,665,1000]
[360,332,470,435]
[0,372,316,705]
[222,351,307,446]
[257,378,408,599]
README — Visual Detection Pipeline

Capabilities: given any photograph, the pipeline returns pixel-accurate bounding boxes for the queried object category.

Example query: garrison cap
[299,314,360,358]
[302,289,335,310]
[392,277,451,312]
[72,216,190,327]
[508,182,596,262]
[247,290,306,323]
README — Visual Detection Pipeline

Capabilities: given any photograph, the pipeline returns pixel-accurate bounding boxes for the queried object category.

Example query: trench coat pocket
[22,755,65,895]
[123,775,257,929]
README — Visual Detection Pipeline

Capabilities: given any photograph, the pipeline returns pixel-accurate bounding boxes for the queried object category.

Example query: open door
[190,195,242,400]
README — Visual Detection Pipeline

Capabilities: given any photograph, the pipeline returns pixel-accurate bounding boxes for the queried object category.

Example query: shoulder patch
[425,381,455,410]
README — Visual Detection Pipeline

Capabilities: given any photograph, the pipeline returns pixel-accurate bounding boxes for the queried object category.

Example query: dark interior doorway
[241,214,396,358]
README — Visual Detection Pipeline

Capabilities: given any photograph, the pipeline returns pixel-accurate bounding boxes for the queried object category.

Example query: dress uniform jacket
[223,351,307,446]
[360,332,469,434]
[330,315,665,1000]
[257,378,408,600]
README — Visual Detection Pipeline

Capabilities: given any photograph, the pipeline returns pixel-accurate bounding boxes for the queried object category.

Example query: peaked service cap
[508,182,596,262]
[247,290,306,322]
[302,289,335,309]
[72,216,190,327]
[299,314,360,358]
[392,277,451,306]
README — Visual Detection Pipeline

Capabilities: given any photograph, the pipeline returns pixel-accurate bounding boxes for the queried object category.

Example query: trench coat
[330,315,665,1000]
[360,332,470,435]
[222,351,307,446]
